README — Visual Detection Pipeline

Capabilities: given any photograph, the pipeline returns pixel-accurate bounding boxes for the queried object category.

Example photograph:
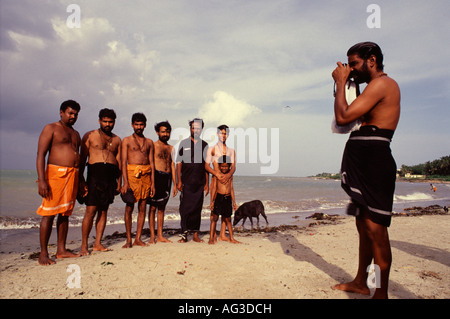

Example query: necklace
[132,133,146,154]
[98,129,113,164]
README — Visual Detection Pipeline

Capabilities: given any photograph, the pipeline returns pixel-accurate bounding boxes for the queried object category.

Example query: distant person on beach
[36,100,82,265]
[147,121,178,243]
[209,156,239,244]
[120,113,155,248]
[79,108,121,255]
[176,118,209,243]
[430,184,437,192]
[332,42,401,298]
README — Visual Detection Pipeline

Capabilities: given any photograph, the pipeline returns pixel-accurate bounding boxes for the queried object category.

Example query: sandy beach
[0,208,448,300]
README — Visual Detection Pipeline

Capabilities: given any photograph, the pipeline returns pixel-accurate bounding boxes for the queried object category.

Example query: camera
[333,63,355,97]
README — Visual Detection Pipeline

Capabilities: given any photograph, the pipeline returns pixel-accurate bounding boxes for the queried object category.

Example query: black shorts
[341,126,396,227]
[147,170,172,209]
[213,193,232,218]
[84,163,120,207]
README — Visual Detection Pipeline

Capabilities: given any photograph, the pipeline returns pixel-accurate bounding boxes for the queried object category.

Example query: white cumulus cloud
[198,91,261,127]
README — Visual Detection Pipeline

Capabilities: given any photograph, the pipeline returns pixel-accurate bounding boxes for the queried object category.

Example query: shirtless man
[121,113,155,248]
[205,125,236,231]
[79,108,121,255]
[332,42,401,299]
[205,124,236,194]
[147,121,178,243]
[36,100,82,265]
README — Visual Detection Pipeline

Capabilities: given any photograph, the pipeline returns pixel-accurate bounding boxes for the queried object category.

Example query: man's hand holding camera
[332,62,352,85]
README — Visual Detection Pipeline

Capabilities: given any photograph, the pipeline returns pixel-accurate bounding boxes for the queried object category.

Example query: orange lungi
[127,164,152,201]
[36,165,79,216]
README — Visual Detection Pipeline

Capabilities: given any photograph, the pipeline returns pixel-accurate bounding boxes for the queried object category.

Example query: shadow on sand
[259,221,420,299]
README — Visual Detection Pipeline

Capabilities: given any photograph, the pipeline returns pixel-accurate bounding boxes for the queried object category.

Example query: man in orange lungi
[36,100,82,265]
[120,113,155,247]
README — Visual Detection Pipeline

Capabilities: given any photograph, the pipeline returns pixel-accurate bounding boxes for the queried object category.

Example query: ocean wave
[1,192,440,230]
[394,192,434,202]
[0,217,40,230]
[0,198,345,230]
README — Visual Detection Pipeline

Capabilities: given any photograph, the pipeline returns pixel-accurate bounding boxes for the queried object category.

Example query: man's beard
[352,61,371,84]
[101,126,113,134]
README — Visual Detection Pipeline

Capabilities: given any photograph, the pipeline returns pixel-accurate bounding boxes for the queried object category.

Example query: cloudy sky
[1,0,449,176]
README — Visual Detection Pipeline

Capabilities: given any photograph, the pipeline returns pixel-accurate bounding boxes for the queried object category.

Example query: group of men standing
[35,41,400,299]
[36,103,233,265]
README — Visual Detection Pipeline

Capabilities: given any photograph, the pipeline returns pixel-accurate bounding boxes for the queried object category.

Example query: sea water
[1,169,449,230]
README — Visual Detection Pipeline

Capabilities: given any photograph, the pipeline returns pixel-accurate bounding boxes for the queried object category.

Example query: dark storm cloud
[0,0,61,51]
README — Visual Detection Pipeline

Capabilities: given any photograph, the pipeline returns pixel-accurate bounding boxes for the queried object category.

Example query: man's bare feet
[157,236,172,243]
[93,244,111,252]
[38,252,56,266]
[218,235,231,242]
[122,242,133,249]
[133,239,149,247]
[80,248,90,256]
[192,232,204,243]
[332,281,370,295]
[56,250,80,259]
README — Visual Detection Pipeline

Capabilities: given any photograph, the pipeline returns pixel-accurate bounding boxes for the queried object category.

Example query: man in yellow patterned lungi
[120,113,155,248]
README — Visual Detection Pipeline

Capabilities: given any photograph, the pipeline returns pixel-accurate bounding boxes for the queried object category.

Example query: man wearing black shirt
[176,118,209,242]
